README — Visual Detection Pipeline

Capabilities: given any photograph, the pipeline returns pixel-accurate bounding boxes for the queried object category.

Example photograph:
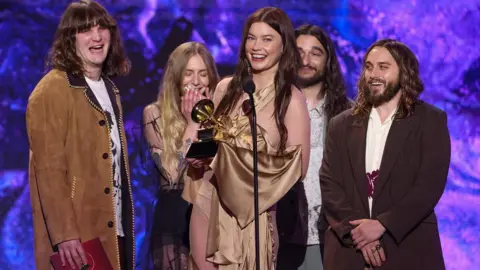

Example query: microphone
[243,76,256,94]
[243,76,260,270]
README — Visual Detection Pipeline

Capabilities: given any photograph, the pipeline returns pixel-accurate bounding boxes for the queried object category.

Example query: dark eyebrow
[185,68,207,72]
[365,61,391,66]
[249,32,273,38]
[378,61,392,66]
[312,46,324,53]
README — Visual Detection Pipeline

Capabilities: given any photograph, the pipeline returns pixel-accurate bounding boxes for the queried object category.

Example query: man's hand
[350,219,386,249]
[58,239,87,269]
[361,240,386,267]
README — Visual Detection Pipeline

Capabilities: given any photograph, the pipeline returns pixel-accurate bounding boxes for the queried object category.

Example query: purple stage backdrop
[0,0,479,269]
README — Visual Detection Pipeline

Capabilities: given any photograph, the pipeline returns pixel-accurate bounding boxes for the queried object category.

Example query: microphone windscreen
[242,76,256,94]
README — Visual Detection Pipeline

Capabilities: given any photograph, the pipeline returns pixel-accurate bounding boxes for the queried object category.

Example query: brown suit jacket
[320,102,450,270]
[26,70,135,270]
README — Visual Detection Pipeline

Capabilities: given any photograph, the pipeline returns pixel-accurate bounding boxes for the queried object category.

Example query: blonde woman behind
[143,42,219,270]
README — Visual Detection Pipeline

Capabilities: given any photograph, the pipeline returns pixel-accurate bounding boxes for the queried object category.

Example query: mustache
[367,78,386,84]
[300,65,317,71]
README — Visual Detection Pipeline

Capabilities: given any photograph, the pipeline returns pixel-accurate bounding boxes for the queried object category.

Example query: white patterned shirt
[303,98,327,245]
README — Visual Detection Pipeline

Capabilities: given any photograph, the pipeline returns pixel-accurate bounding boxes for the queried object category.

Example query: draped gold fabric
[205,84,303,269]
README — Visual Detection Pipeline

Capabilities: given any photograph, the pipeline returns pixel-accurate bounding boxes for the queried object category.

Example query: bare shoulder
[213,76,233,105]
[215,77,233,95]
[285,85,309,124]
[289,85,308,108]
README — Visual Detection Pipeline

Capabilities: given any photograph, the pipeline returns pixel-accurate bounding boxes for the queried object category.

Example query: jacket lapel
[103,76,122,119]
[347,114,370,213]
[373,112,418,199]
[66,72,103,113]
[66,72,121,116]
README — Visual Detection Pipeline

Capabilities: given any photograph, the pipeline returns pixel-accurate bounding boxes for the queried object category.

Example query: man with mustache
[320,39,450,270]
[277,24,351,270]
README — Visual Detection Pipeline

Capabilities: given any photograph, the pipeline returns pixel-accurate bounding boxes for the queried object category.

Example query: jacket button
[104,187,110,194]
[102,153,108,159]
[99,120,106,126]
[108,221,114,228]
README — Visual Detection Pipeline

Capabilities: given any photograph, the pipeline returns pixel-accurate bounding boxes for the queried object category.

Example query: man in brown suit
[320,39,450,270]
[26,1,135,269]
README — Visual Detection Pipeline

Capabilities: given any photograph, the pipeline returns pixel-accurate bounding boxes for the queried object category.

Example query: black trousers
[118,236,127,270]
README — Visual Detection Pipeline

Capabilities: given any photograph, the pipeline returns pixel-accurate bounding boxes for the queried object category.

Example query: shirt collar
[369,106,398,125]
[308,96,326,114]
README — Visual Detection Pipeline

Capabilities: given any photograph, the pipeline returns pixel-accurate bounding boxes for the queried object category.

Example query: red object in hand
[50,238,113,270]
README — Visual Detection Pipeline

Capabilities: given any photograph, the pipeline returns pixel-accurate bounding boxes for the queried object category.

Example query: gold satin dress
[184,84,303,269]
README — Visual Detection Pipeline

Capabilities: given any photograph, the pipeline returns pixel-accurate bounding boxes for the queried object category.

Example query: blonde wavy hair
[155,42,219,181]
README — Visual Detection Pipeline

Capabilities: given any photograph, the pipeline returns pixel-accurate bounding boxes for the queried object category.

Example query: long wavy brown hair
[214,7,301,152]
[354,39,424,118]
[46,0,130,77]
[295,24,352,122]
[154,42,219,180]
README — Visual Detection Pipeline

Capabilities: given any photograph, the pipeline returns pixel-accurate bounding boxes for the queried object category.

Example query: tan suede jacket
[26,69,135,270]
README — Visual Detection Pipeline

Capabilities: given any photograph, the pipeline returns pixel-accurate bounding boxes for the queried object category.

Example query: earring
[247,61,252,75]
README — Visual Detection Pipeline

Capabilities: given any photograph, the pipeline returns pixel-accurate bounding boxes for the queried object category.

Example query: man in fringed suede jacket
[26,1,135,269]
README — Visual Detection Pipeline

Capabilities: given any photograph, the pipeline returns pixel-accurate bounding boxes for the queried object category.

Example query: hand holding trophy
[186,98,227,159]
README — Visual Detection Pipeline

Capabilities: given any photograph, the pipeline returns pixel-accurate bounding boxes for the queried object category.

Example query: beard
[363,77,401,107]
[297,65,326,88]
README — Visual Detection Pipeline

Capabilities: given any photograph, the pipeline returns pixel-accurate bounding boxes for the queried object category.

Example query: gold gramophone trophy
[185,99,226,159]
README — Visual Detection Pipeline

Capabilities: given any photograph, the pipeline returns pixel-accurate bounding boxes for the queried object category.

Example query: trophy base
[186,139,218,159]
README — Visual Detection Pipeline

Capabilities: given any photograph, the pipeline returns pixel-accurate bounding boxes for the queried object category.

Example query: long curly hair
[295,24,352,121]
[46,0,130,77]
[354,39,424,118]
[214,7,301,152]
[155,42,219,179]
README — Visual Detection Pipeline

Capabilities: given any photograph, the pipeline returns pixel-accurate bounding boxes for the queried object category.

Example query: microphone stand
[246,91,260,270]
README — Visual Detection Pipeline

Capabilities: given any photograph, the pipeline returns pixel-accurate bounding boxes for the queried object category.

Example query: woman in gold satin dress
[184,7,311,270]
